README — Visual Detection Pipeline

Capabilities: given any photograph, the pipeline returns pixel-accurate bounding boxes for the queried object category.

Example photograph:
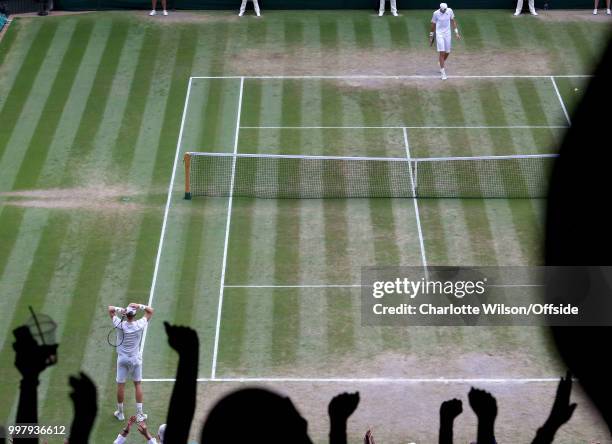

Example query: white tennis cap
[440,3,448,9]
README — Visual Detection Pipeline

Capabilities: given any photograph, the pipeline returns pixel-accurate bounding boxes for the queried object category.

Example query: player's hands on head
[328,391,360,421]
[440,398,463,421]
[468,387,497,421]
[13,326,58,379]
[164,321,199,354]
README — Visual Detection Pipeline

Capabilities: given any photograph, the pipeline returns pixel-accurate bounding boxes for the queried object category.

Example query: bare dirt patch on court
[0,186,149,212]
[536,9,612,22]
[131,10,243,24]
[227,47,553,77]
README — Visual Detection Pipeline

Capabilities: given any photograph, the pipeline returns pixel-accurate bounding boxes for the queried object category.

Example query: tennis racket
[107,316,125,347]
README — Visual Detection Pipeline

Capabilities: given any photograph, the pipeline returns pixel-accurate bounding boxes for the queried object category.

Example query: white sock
[117,402,124,413]
[136,403,143,414]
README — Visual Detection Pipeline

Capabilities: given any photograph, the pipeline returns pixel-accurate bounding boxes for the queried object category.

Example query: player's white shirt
[432,8,455,34]
[112,315,147,358]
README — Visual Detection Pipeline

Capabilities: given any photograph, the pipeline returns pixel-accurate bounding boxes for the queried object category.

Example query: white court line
[550,76,572,126]
[191,75,593,80]
[142,377,563,383]
[403,128,428,276]
[139,77,194,355]
[211,77,245,379]
[241,125,569,130]
[225,284,362,288]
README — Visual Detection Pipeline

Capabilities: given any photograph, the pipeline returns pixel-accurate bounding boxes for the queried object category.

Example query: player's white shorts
[436,32,452,53]
[116,355,142,383]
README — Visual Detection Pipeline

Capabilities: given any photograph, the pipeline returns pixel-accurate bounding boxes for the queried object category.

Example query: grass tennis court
[0,10,611,443]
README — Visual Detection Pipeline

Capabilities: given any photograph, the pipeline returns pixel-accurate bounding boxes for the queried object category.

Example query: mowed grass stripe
[62,20,128,187]
[320,81,354,355]
[0,21,58,161]
[0,20,79,193]
[10,21,94,191]
[477,81,543,263]
[110,26,159,179]
[0,19,41,107]
[270,79,303,366]
[221,80,263,370]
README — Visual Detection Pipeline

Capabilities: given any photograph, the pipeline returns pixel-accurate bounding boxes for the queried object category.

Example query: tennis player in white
[108,302,154,423]
[430,3,461,80]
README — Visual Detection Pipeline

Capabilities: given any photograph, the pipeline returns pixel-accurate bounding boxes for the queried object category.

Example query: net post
[184,153,192,200]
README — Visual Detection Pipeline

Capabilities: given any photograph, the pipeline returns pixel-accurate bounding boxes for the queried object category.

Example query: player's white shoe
[378,10,384,16]
[392,10,398,16]
[607,8,611,14]
[238,11,244,16]
[136,413,148,423]
[441,70,447,80]
[149,9,156,15]
[530,10,538,15]
[162,9,168,15]
[114,410,125,421]
[593,8,598,14]
[513,10,520,15]
[256,11,261,16]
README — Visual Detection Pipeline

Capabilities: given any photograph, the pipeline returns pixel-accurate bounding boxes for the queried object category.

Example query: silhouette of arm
[531,372,577,444]
[328,392,360,444]
[164,322,199,444]
[68,372,97,443]
[13,326,58,444]
[439,398,462,444]
[468,388,497,444]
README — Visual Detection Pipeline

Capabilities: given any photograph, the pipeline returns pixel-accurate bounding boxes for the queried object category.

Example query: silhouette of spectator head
[200,388,312,443]
[546,37,612,433]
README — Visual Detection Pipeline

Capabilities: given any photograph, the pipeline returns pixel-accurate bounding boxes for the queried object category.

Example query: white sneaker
[255,11,261,16]
[593,8,598,14]
[149,9,156,15]
[378,10,384,16]
[607,8,611,14]
[530,10,538,15]
[392,10,398,16]
[513,10,520,15]
[136,413,148,423]
[114,410,125,421]
[441,70,447,80]
[238,11,244,16]
[162,9,168,15]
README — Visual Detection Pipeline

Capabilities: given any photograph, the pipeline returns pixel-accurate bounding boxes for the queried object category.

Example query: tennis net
[183,152,558,199]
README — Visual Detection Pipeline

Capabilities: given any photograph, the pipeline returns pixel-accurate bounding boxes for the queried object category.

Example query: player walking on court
[430,3,461,80]
[108,303,154,423]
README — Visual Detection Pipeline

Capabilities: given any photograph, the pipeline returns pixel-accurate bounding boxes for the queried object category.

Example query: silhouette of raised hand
[164,322,199,444]
[164,321,199,355]
[329,392,360,444]
[68,372,97,443]
[468,388,497,444]
[532,371,577,444]
[439,398,463,444]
